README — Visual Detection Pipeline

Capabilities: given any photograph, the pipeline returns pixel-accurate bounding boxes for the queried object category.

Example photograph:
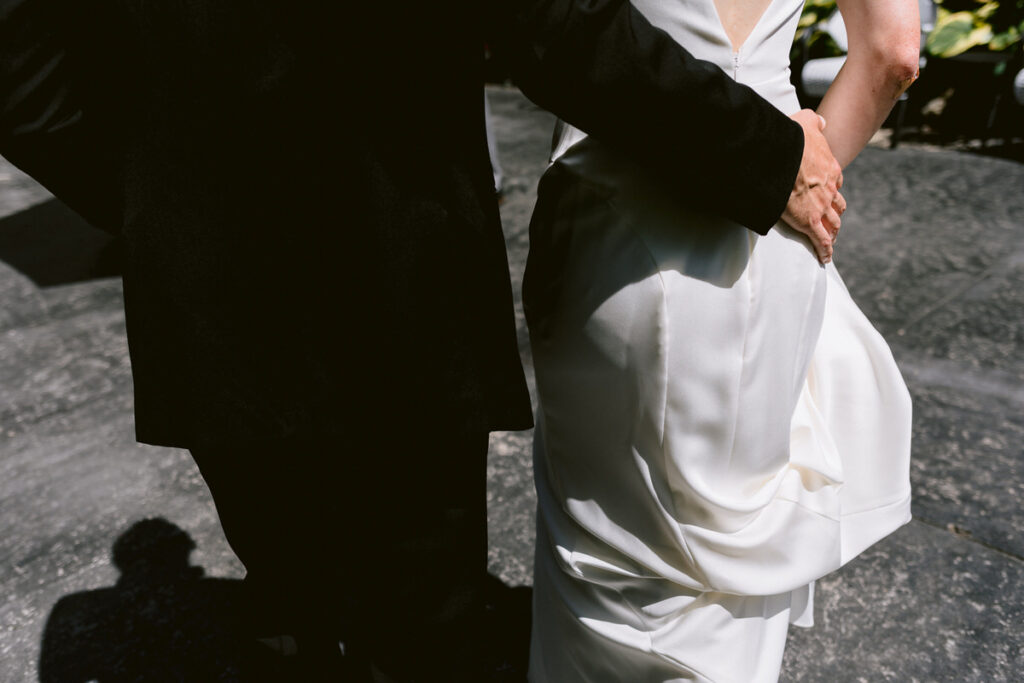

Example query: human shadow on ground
[38,518,286,682]
[38,518,534,682]
[0,199,120,287]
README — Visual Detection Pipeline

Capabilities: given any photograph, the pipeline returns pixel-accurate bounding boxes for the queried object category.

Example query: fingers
[809,217,833,264]
[786,109,844,264]
[823,205,841,241]
[821,186,845,250]
[826,190,846,241]
[779,205,834,264]
[831,157,844,192]
[791,109,826,133]
[832,191,847,216]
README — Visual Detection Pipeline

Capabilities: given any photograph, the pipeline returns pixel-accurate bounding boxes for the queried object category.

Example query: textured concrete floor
[2,86,1023,681]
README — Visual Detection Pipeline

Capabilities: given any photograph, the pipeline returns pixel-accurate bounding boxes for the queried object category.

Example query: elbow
[891,18,923,73]
[858,32,920,91]
[883,43,921,100]
[843,0,921,94]
[885,41,921,84]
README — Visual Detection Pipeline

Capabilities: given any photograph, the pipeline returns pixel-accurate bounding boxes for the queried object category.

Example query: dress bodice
[552,0,805,159]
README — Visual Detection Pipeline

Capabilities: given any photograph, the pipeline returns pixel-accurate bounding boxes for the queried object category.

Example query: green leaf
[976,1,999,19]
[969,25,995,44]
[798,12,822,28]
[926,12,1000,55]
[989,26,1021,50]
[927,12,980,55]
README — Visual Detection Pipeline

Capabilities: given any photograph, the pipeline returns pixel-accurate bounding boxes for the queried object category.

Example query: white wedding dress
[524,1,913,681]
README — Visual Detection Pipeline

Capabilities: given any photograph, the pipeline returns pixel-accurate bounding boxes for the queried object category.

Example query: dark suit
[2,0,803,678]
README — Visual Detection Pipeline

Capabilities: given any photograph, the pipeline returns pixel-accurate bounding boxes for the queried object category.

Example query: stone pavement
[2,85,1022,681]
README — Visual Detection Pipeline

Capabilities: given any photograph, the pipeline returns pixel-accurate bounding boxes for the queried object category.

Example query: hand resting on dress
[782,109,845,264]
[788,0,921,263]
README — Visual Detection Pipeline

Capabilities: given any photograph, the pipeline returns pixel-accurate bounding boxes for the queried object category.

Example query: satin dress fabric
[524,1,912,680]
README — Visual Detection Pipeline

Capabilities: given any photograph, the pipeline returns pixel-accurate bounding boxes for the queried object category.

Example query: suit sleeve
[0,0,122,233]
[487,0,804,234]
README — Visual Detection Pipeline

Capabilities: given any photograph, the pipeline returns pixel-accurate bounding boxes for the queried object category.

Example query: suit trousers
[190,428,490,681]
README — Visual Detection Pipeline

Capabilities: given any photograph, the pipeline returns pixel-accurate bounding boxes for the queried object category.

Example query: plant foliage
[793,0,843,60]
[926,0,1024,57]
[796,0,1023,59]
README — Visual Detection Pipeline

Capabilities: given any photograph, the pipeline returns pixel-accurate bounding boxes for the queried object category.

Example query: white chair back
[919,0,937,35]
[824,11,848,52]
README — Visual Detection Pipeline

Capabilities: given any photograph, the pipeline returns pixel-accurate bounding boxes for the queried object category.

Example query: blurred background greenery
[927,0,1023,58]
[794,0,1023,151]
[795,0,1023,59]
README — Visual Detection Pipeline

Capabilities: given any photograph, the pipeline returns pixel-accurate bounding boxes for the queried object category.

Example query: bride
[524,0,921,680]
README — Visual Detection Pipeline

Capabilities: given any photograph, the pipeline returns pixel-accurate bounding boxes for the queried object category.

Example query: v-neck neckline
[710,0,776,54]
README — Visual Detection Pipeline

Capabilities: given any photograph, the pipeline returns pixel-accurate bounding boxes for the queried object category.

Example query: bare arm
[817,0,921,167]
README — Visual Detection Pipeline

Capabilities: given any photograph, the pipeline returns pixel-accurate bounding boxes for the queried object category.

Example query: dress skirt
[524,138,912,682]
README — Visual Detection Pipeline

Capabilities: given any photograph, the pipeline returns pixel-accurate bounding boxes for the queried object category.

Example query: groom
[1,0,841,679]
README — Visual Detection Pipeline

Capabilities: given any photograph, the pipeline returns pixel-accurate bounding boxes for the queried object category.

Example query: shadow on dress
[523,138,754,344]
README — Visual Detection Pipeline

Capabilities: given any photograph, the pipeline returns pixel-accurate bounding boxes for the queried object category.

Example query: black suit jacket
[1,1,802,448]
